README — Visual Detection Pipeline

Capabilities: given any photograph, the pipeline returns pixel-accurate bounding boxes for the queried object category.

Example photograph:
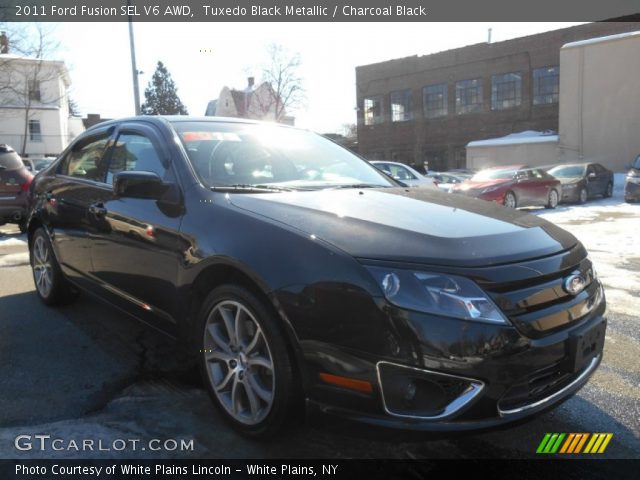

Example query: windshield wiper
[210,184,296,193]
[328,183,390,190]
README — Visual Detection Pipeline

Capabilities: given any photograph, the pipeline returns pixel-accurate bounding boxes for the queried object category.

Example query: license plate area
[568,319,606,373]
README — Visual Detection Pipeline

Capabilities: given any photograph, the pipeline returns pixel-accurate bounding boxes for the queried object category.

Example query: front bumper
[293,253,606,431]
[625,178,640,201]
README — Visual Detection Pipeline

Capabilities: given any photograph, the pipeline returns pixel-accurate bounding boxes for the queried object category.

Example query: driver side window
[61,135,109,182]
[106,133,167,185]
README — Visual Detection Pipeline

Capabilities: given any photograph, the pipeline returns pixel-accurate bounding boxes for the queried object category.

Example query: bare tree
[0,23,63,155]
[253,44,304,123]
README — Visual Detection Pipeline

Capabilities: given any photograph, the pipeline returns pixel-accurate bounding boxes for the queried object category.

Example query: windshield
[471,168,516,180]
[633,155,640,169]
[548,165,585,178]
[172,121,394,190]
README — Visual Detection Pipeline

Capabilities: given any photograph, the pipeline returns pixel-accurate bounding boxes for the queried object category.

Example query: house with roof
[205,77,295,125]
[0,33,84,157]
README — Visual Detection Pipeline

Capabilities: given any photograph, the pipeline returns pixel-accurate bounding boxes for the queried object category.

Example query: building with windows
[0,50,81,158]
[356,20,639,171]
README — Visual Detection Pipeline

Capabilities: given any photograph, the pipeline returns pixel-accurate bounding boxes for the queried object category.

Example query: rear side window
[61,135,110,182]
[106,133,167,185]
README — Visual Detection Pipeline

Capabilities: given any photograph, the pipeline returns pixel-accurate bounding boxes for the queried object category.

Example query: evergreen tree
[141,61,188,115]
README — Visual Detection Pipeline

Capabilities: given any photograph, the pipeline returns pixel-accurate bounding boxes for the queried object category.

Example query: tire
[198,285,300,438]
[578,188,587,204]
[604,182,613,198]
[546,189,559,209]
[503,191,517,208]
[30,228,78,305]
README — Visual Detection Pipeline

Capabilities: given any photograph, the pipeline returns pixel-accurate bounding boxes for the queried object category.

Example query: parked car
[624,154,640,202]
[0,144,33,232]
[452,165,561,209]
[33,157,57,173]
[371,161,436,188]
[27,117,605,437]
[547,163,613,204]
[426,171,467,192]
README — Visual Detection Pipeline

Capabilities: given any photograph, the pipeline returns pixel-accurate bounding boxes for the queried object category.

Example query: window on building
[455,79,483,114]
[491,72,522,110]
[423,84,448,118]
[28,80,41,101]
[533,66,559,105]
[390,90,413,122]
[28,120,42,141]
[363,96,384,125]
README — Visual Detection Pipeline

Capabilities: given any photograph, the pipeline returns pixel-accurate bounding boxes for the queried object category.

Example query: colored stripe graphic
[538,433,613,454]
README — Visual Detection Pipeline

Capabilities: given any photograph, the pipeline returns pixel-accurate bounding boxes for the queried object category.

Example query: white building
[0,53,82,157]
[206,77,295,125]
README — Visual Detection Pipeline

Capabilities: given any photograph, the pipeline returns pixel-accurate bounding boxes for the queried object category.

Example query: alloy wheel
[33,236,53,298]
[504,192,516,208]
[203,300,275,425]
[579,188,587,203]
[549,189,559,208]
[606,183,613,197]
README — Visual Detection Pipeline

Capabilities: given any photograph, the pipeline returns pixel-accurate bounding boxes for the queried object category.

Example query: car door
[585,165,601,197]
[592,164,609,195]
[529,169,554,205]
[45,128,115,287]
[512,170,534,206]
[89,123,184,331]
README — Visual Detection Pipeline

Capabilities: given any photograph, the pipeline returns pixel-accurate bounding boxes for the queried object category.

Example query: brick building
[355,20,640,171]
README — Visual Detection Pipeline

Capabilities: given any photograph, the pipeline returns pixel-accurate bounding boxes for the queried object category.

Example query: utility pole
[127,0,141,115]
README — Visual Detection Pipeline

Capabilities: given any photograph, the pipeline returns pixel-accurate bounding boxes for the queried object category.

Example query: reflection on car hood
[557,177,583,184]
[229,187,578,267]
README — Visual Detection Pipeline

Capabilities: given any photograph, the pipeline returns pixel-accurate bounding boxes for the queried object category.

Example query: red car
[452,164,561,209]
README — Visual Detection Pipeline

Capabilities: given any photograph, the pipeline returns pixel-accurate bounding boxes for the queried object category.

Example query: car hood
[229,188,578,267]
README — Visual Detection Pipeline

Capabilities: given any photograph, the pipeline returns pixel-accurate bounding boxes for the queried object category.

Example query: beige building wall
[467,141,558,170]
[558,32,640,172]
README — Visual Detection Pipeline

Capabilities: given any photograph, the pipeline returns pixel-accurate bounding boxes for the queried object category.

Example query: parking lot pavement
[1,192,638,460]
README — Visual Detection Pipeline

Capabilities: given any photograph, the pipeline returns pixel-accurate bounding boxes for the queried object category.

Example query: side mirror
[588,172,596,179]
[113,171,167,199]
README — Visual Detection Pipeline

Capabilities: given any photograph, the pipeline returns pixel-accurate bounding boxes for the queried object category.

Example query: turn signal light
[319,372,373,394]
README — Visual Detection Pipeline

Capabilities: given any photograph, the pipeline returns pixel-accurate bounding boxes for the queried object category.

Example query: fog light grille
[377,362,484,420]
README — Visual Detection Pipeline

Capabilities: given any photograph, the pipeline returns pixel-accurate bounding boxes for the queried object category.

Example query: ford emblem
[564,274,586,295]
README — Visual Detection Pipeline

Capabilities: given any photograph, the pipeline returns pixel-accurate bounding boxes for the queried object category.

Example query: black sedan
[26,117,606,437]
[547,163,613,204]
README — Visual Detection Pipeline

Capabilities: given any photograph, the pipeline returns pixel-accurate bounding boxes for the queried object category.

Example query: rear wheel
[198,285,300,437]
[546,189,559,209]
[503,191,517,208]
[30,228,78,305]
[604,182,613,198]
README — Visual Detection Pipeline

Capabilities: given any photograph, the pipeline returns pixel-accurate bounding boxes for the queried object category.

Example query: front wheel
[546,189,559,209]
[578,188,588,204]
[503,191,517,208]
[198,285,300,437]
[30,228,78,305]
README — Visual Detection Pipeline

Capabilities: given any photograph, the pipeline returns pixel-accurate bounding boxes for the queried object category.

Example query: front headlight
[481,185,500,194]
[563,183,578,189]
[366,266,509,324]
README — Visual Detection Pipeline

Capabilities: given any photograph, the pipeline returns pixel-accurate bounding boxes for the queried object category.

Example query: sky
[43,22,584,133]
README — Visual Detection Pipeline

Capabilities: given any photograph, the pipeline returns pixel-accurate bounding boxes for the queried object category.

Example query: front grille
[486,257,602,338]
[498,361,573,411]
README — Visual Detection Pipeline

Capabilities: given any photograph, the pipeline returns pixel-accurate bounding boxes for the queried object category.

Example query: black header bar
[1,1,639,22]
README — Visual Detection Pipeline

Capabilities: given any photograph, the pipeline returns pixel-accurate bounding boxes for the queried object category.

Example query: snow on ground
[534,174,639,317]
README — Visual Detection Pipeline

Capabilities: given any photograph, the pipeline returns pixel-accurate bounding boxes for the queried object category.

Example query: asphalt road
[0,205,638,460]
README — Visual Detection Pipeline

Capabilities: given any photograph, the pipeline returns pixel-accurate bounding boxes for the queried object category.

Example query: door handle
[89,203,107,217]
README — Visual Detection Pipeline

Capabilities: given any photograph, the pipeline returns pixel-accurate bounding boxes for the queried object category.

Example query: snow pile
[468,131,558,148]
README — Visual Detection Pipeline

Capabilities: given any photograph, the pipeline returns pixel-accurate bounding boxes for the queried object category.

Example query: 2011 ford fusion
[26,117,606,437]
